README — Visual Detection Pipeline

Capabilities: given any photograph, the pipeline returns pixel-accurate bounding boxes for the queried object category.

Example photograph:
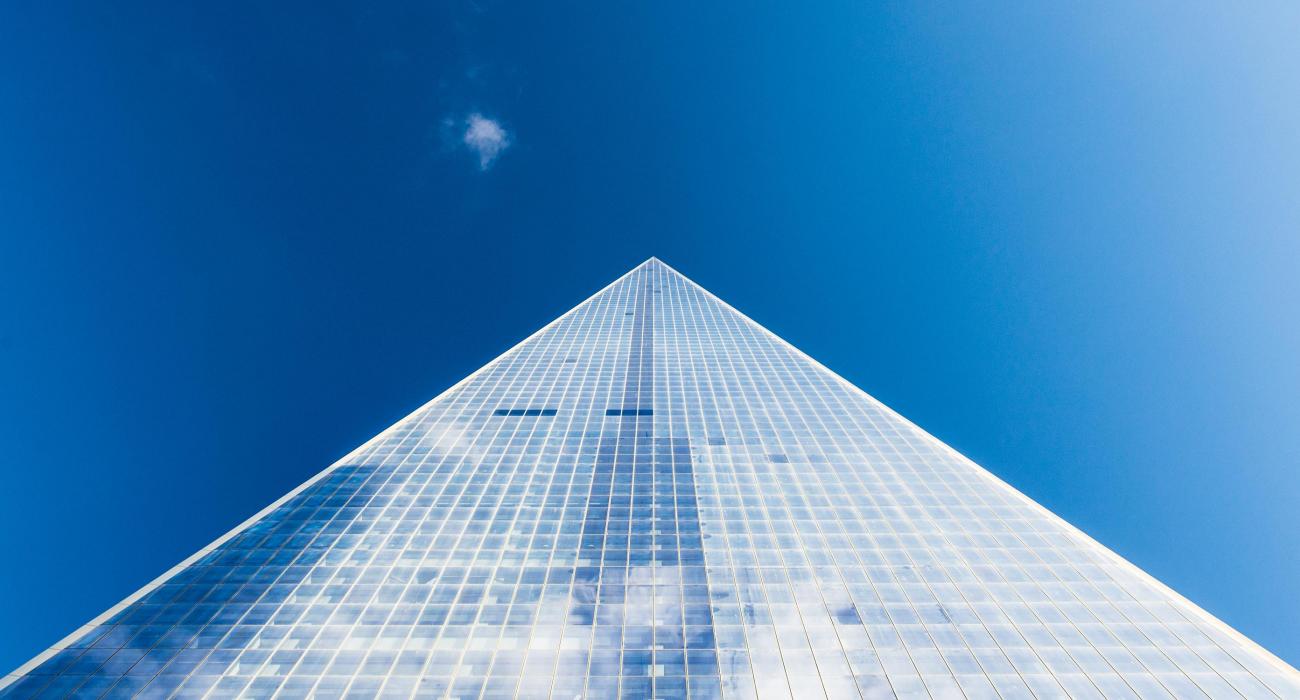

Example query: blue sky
[2,0,1299,673]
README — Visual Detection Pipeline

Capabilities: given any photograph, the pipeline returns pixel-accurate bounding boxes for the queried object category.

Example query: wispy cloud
[461,113,510,170]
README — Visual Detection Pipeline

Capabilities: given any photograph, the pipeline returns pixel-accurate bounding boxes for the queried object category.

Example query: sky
[2,0,1299,674]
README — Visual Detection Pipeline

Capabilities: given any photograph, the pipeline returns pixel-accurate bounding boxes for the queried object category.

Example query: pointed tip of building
[635,256,689,279]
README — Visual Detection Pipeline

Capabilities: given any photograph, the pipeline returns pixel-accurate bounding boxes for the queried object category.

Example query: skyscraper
[4,258,1296,699]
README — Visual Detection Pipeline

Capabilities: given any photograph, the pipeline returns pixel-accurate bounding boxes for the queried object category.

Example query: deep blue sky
[3,1,1299,672]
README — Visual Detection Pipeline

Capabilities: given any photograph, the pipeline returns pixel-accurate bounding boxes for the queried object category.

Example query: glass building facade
[4,258,1297,699]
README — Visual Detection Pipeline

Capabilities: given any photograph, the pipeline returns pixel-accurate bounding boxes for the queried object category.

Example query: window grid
[3,259,1297,700]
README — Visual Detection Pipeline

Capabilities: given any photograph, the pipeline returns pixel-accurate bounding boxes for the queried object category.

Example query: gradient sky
[2,1,1299,673]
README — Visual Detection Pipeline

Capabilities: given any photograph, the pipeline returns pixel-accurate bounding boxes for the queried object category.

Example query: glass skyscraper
[4,258,1297,699]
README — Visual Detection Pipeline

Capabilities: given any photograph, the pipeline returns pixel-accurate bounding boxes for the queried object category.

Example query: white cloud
[462,113,510,170]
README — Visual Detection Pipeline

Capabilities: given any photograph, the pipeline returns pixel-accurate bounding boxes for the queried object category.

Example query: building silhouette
[5,259,1297,699]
